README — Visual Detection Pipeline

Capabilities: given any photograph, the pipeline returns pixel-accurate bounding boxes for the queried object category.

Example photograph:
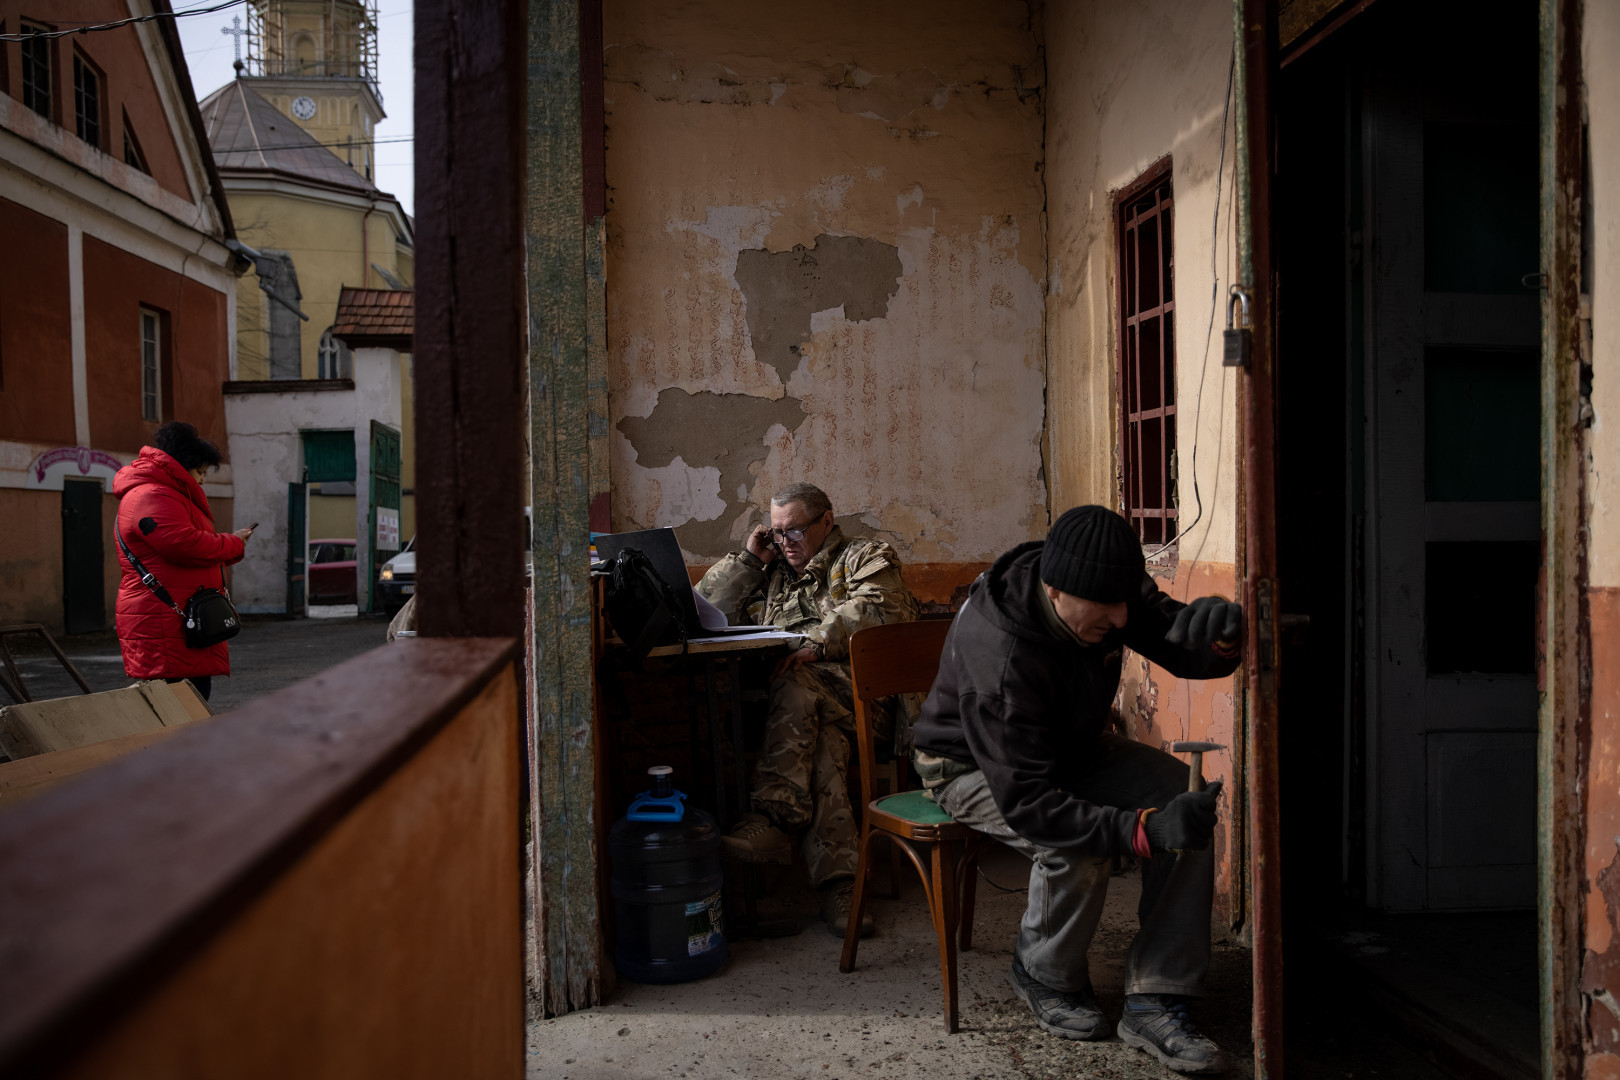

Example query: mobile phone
[249,522,259,531]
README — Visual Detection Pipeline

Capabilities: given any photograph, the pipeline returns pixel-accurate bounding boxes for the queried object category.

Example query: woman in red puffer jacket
[113,422,254,701]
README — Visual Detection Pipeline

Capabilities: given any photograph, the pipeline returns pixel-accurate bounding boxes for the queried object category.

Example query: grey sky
[174,0,414,216]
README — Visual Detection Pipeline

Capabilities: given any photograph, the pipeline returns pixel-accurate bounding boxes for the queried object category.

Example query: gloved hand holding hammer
[1143,780,1223,854]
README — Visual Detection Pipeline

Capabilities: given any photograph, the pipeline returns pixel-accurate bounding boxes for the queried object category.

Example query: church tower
[243,0,383,182]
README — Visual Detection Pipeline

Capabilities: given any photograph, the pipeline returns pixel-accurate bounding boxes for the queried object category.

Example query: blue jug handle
[626,787,687,822]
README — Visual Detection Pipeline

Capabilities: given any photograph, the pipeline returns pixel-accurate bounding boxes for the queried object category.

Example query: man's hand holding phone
[745,523,779,565]
[234,521,258,542]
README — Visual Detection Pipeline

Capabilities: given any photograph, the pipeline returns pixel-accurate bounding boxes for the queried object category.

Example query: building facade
[0,0,238,634]
[198,0,415,614]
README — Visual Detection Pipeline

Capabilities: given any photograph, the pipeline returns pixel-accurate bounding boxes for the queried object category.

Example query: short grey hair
[771,482,832,520]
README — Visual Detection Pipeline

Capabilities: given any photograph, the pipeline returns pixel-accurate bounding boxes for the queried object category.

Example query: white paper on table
[686,629,805,645]
[691,588,781,634]
[692,588,730,631]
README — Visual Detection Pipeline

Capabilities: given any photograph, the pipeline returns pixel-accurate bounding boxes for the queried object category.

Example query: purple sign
[32,446,123,483]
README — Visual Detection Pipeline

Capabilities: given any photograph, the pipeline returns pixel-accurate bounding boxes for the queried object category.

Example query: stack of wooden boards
[0,680,213,808]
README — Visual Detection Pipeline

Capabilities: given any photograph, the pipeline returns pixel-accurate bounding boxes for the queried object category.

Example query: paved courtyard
[3,614,393,712]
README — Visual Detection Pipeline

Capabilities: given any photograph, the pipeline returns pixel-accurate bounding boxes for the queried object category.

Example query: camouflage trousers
[751,661,859,888]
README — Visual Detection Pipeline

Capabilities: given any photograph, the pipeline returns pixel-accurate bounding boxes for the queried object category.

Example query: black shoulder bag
[603,546,686,663]
[116,527,242,648]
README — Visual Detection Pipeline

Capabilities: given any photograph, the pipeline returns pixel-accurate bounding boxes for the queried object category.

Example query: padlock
[1223,286,1252,368]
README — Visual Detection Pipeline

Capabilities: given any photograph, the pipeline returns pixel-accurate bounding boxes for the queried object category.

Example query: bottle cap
[648,765,672,777]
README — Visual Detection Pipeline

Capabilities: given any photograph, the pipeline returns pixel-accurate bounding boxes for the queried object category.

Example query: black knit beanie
[1039,506,1144,604]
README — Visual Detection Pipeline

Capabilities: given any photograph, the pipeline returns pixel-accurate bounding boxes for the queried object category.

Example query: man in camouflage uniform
[698,482,919,936]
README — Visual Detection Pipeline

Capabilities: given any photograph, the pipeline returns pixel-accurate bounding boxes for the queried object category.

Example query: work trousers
[750,661,859,888]
[933,734,1213,998]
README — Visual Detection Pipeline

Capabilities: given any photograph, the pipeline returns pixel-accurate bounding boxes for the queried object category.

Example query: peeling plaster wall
[602,0,1049,595]
[1581,4,1620,1070]
[1042,0,1239,568]
[1044,1,1243,927]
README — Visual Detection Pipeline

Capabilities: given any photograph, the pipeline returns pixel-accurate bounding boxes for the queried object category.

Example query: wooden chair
[840,619,986,1033]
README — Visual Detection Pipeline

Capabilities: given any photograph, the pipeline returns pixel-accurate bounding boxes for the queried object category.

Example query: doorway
[61,478,106,634]
[1273,1,1541,1072]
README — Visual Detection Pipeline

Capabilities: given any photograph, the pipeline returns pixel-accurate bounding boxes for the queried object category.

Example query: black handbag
[116,527,242,648]
[603,546,686,662]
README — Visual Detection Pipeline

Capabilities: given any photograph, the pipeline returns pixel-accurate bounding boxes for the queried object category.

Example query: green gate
[368,421,402,613]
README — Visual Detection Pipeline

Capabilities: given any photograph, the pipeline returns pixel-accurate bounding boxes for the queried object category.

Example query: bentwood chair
[840,619,986,1033]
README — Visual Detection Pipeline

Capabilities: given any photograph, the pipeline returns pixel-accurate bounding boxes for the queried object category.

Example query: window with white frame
[140,309,161,422]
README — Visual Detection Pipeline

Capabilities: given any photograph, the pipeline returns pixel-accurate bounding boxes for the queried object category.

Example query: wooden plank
[0,725,194,810]
[0,681,204,760]
[0,638,520,1076]
[526,0,605,1017]
[52,668,524,1080]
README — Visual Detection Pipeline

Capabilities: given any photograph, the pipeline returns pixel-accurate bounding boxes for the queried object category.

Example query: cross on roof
[221,16,247,64]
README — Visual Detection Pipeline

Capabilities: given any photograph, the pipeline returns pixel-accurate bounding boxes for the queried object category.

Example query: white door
[1364,53,1541,911]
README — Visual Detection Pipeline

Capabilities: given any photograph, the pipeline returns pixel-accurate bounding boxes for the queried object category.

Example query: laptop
[594,527,776,637]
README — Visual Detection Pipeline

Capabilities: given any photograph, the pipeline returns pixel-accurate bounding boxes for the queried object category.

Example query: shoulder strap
[115,525,182,614]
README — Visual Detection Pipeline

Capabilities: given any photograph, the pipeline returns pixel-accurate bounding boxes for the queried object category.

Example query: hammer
[1170,740,1226,792]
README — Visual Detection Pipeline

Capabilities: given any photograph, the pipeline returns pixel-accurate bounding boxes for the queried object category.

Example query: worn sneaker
[720,812,792,864]
[820,878,874,938]
[1118,994,1231,1075]
[1007,959,1110,1040]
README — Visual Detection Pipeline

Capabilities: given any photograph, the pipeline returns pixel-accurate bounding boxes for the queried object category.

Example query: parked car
[307,539,358,605]
[377,535,415,615]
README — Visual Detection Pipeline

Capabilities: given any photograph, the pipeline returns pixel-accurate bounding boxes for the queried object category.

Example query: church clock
[291,95,317,121]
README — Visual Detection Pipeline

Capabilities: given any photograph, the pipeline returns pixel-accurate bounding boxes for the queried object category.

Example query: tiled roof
[198,79,376,194]
[332,287,413,349]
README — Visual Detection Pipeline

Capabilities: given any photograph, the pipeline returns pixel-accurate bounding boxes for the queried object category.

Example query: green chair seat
[875,789,955,825]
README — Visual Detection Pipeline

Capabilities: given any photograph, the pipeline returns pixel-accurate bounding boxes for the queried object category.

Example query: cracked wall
[1582,4,1620,1072]
[1044,1,1242,928]
[603,0,1048,598]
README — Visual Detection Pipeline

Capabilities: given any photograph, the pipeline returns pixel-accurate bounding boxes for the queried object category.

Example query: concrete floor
[528,846,1258,1080]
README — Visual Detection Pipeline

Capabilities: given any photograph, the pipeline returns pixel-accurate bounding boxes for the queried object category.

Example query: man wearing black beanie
[911,505,1242,1075]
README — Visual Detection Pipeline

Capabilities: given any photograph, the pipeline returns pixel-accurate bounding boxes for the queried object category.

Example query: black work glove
[1165,596,1243,651]
[1143,780,1223,854]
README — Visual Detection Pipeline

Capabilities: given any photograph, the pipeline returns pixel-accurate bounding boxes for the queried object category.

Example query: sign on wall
[376,506,400,551]
[25,447,123,490]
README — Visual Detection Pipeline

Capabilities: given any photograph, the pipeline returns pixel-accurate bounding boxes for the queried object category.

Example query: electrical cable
[0,0,246,42]
[1146,45,1237,560]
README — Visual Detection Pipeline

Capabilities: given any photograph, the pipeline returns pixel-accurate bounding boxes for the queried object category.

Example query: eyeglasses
[770,521,819,544]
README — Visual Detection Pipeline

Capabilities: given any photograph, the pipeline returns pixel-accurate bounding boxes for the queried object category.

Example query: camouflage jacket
[696,527,919,663]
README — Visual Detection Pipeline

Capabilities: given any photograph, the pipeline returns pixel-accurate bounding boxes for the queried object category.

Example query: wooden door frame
[1537,0,1587,1075]
[1236,0,1283,1074]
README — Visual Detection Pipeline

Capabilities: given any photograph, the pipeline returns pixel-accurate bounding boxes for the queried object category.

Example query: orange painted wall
[0,196,74,445]
[1117,559,1243,929]
[0,1,192,202]
[1582,587,1620,1054]
[82,235,229,457]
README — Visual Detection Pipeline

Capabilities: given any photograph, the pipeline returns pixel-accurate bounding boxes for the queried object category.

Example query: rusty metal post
[1538,0,1588,1076]
[413,0,528,640]
[1235,0,1283,1074]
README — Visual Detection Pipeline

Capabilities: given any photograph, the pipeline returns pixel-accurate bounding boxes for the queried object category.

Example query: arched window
[293,32,317,73]
[318,328,352,380]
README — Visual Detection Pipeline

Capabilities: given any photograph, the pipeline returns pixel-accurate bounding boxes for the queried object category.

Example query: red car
[308,539,358,605]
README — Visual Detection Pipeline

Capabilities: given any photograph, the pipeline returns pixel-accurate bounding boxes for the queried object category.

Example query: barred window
[1115,161,1178,548]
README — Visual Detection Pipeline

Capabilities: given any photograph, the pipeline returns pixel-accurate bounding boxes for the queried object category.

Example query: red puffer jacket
[113,447,247,679]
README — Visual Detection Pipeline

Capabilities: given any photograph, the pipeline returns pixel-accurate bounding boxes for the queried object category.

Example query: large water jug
[609,766,727,983]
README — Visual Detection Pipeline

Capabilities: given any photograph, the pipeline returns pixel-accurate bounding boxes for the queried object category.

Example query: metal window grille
[73,53,99,148]
[140,310,160,422]
[20,27,50,120]
[1115,166,1178,547]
